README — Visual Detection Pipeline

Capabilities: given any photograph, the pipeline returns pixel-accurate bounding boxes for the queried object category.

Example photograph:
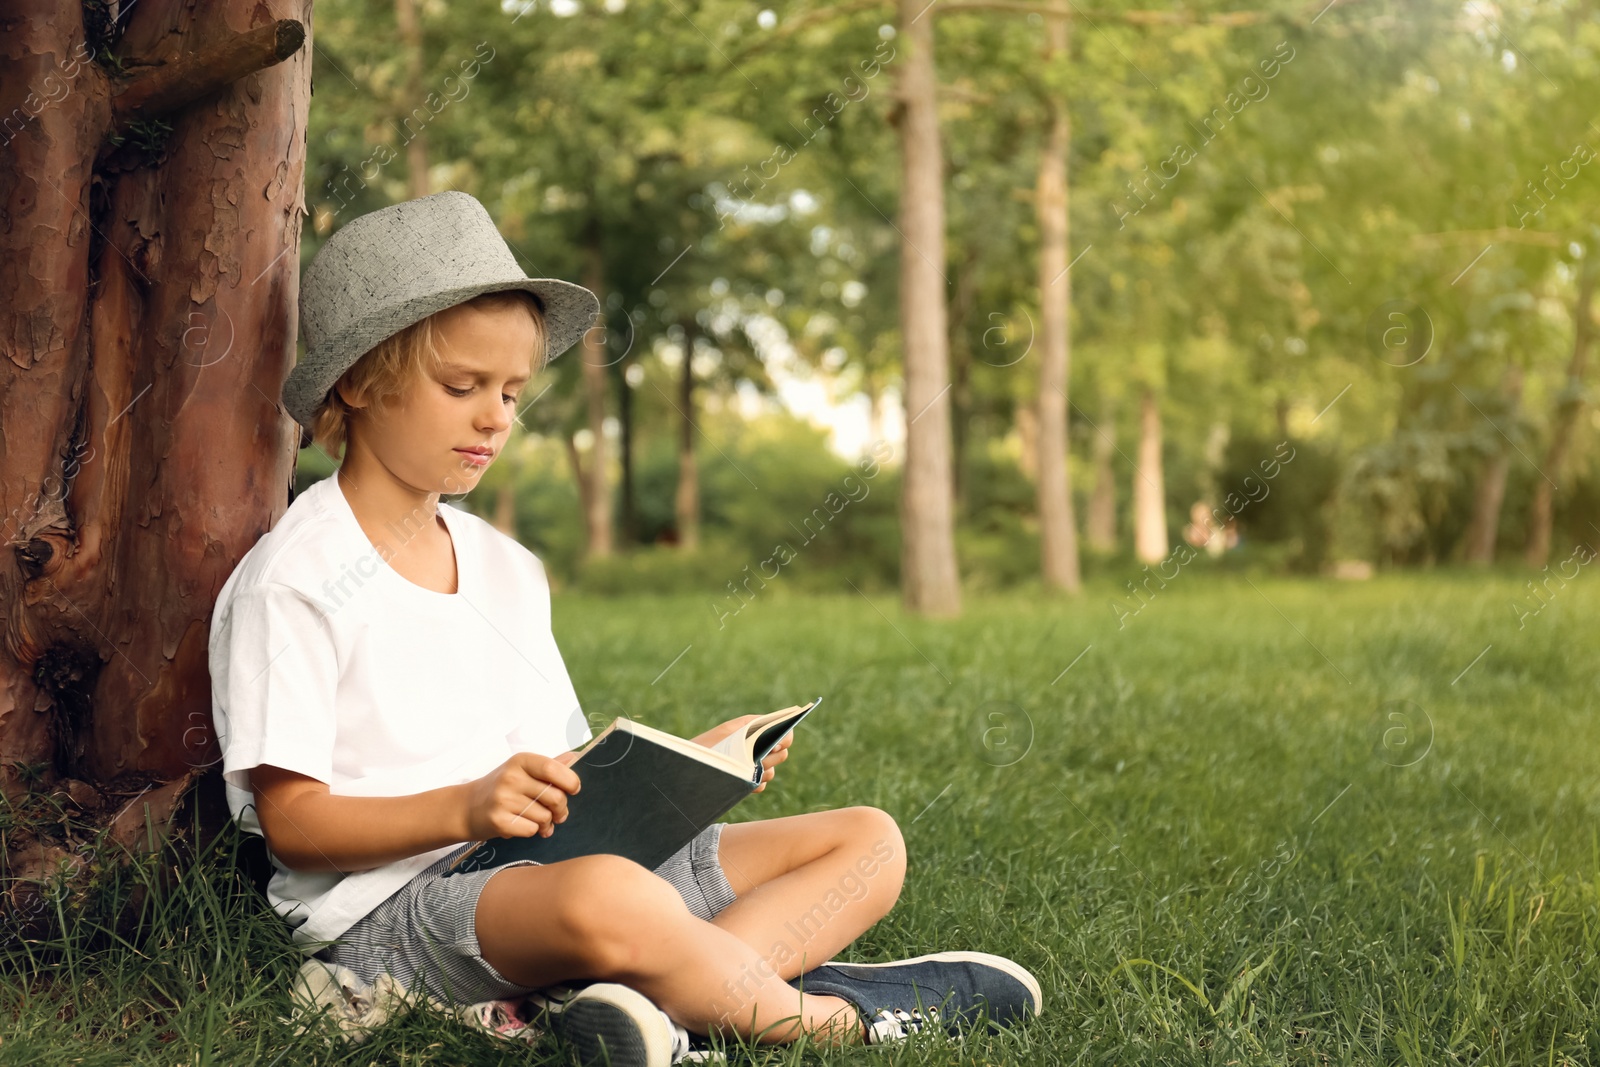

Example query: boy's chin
[440,464,487,491]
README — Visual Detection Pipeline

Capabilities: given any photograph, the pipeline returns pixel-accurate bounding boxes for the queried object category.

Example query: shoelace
[865,1005,943,1044]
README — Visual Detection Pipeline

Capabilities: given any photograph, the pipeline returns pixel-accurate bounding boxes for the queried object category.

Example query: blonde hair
[308,290,546,458]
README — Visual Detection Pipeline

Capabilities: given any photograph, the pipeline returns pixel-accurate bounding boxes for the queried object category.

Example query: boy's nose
[479,399,513,435]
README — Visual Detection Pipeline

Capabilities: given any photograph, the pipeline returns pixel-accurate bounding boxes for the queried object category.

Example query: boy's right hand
[462,751,582,842]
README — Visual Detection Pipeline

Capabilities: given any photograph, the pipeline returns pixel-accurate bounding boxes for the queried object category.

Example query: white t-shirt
[206,472,592,952]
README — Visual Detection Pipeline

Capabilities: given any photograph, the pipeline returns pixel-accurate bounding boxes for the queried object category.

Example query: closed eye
[444,385,518,404]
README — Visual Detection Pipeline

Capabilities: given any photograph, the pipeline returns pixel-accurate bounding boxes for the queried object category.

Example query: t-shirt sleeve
[211,581,340,794]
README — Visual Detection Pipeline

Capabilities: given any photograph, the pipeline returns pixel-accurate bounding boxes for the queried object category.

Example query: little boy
[207,191,1041,1067]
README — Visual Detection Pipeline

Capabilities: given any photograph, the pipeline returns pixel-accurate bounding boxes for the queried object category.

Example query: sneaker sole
[546,984,674,1067]
[822,951,1044,1016]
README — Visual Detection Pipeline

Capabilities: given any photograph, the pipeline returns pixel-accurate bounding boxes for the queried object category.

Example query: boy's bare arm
[251,751,581,874]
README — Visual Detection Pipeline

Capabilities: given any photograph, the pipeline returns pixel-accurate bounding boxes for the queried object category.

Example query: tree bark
[0,0,308,907]
[1462,365,1522,565]
[1133,386,1168,563]
[1525,251,1596,567]
[1086,401,1117,552]
[109,19,304,135]
[894,0,961,617]
[394,0,430,199]
[1034,13,1081,594]
[578,214,612,558]
[675,320,701,551]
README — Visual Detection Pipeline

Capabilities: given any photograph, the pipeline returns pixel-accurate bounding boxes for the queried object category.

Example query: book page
[709,700,818,764]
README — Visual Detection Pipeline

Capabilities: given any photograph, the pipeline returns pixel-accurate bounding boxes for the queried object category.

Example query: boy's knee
[552,855,692,973]
[845,806,907,897]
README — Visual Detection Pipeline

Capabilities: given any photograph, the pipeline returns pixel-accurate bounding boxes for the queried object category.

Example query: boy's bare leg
[474,853,863,1045]
[711,806,907,980]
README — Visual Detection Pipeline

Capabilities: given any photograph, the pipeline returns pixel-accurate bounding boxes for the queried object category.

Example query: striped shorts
[316,822,738,1006]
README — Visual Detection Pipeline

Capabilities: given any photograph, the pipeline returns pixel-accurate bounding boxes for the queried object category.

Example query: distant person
[1184,500,1237,556]
[207,192,1041,1066]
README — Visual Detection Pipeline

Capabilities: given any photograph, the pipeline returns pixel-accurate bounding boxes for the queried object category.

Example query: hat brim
[283,276,600,433]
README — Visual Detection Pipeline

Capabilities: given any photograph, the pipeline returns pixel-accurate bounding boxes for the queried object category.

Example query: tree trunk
[394,0,429,199]
[578,214,612,558]
[1462,365,1523,565]
[564,431,590,522]
[617,357,636,545]
[1086,401,1117,553]
[492,481,517,537]
[1016,403,1039,481]
[1525,250,1596,567]
[893,0,961,617]
[948,244,980,514]
[1034,14,1081,594]
[1133,386,1168,563]
[675,320,700,551]
[0,2,308,912]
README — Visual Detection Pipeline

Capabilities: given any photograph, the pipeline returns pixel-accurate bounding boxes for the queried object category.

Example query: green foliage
[104,118,174,166]
[295,0,1600,577]
[611,416,902,593]
[1220,435,1341,572]
[568,537,747,598]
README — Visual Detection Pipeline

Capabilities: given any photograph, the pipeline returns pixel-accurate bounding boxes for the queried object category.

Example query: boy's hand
[753,730,791,793]
[462,751,581,841]
[690,715,752,750]
[692,715,792,793]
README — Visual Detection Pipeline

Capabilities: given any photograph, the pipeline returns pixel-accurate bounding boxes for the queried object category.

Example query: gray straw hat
[283,190,600,438]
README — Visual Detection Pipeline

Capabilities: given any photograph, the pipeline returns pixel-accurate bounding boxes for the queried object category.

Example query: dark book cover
[443,727,757,876]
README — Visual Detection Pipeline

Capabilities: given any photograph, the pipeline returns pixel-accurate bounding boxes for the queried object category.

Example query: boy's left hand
[693,714,793,793]
[753,730,791,792]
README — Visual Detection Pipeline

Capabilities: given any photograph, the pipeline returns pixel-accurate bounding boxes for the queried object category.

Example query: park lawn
[3,572,1597,1066]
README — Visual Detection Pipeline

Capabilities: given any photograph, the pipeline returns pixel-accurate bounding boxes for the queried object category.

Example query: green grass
[4,573,1598,1065]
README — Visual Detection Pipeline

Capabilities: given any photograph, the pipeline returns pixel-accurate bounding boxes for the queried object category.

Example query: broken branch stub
[110,18,305,138]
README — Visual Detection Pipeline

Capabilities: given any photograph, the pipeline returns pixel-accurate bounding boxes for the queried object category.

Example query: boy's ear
[334,378,368,410]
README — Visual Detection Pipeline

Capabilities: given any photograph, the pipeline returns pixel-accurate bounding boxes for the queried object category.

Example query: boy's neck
[335,464,444,559]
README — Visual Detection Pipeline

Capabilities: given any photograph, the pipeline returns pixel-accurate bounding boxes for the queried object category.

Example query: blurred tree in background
[297,0,1600,598]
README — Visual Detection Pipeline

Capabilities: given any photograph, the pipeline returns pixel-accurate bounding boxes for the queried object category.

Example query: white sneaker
[532,982,724,1066]
[668,1017,727,1063]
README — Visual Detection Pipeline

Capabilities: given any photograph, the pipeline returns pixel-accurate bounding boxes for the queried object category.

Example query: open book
[444,698,821,877]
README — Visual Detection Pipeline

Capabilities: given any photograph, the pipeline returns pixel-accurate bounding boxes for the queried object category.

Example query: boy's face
[342,299,539,495]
